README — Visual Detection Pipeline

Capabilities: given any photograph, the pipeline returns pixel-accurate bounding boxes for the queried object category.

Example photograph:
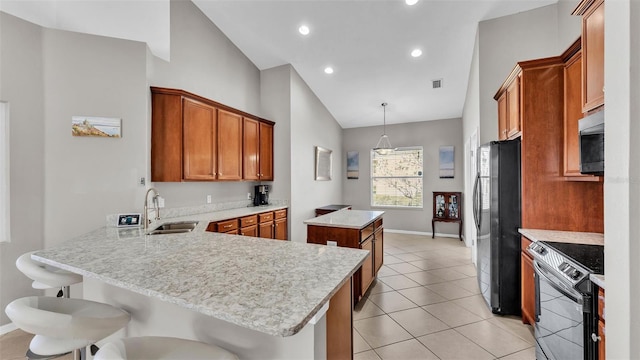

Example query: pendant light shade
[373,102,396,155]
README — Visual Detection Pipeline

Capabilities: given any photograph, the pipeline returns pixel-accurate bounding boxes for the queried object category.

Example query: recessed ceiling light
[411,49,423,58]
[406,0,419,5]
[298,25,310,36]
[324,67,334,74]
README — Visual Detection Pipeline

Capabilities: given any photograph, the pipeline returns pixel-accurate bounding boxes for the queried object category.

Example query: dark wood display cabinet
[431,191,463,240]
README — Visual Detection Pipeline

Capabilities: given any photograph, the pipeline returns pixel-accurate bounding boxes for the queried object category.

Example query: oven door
[534,260,585,360]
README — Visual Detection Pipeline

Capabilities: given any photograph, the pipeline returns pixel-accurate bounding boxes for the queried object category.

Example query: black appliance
[473,139,522,315]
[579,110,604,176]
[527,241,604,360]
[253,185,269,206]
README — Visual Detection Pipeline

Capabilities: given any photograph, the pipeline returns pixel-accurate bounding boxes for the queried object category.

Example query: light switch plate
[117,213,142,227]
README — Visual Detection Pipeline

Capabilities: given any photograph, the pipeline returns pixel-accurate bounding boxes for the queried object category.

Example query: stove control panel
[527,241,591,290]
[559,261,582,280]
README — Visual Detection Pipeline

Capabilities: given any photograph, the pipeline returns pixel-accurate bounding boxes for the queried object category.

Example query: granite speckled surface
[304,209,384,229]
[518,228,604,246]
[590,274,605,289]
[32,216,368,337]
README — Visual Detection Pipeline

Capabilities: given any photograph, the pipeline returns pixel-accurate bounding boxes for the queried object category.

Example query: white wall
[476,4,579,145]
[148,0,264,208]
[42,29,148,248]
[290,68,343,242]
[0,12,45,325]
[342,119,463,236]
[603,0,640,357]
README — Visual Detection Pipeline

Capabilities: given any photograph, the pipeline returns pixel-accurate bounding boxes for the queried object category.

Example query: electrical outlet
[327,241,338,247]
[247,192,252,200]
[207,195,212,204]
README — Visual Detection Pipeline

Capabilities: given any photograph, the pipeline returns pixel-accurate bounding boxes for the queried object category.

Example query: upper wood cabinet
[183,98,217,180]
[243,118,274,181]
[217,110,243,181]
[495,72,522,140]
[573,0,605,112]
[151,87,275,182]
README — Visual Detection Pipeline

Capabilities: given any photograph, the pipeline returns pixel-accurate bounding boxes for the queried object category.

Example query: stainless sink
[147,221,199,235]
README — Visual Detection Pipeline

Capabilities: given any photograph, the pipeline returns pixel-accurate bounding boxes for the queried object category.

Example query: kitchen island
[32,218,368,359]
[305,210,384,303]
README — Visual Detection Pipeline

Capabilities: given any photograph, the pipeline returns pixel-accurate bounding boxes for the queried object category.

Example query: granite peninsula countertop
[518,228,604,246]
[32,211,369,337]
[304,209,384,229]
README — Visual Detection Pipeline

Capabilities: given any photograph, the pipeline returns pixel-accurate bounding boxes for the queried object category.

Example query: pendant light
[373,102,396,155]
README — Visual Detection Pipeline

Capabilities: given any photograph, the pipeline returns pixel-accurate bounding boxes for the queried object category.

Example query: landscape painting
[439,145,454,178]
[347,151,359,179]
[72,116,121,138]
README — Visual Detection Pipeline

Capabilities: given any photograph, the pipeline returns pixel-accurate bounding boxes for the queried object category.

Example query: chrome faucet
[144,187,161,230]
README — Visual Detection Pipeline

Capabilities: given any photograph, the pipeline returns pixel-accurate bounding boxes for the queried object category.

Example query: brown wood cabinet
[206,209,288,241]
[151,87,274,182]
[274,209,288,240]
[573,0,604,113]
[326,278,353,360]
[520,237,536,325]
[432,191,463,240]
[597,287,606,359]
[307,217,383,303]
[496,74,522,140]
[243,118,274,181]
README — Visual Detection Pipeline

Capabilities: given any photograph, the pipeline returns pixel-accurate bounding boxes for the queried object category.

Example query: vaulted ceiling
[1,0,557,128]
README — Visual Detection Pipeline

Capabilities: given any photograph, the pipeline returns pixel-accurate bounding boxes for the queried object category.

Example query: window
[371,147,423,208]
[0,101,9,242]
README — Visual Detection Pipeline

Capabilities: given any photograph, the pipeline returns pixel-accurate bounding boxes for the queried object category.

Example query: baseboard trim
[385,228,464,240]
[0,322,17,335]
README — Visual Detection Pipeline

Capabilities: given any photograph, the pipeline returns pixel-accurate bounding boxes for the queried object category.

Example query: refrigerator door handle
[472,173,480,230]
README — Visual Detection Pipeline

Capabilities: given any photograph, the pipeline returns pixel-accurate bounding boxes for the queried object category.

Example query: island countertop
[32,224,368,337]
[303,209,384,229]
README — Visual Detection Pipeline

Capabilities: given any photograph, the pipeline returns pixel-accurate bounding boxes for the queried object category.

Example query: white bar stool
[16,251,82,297]
[94,337,238,360]
[5,296,131,359]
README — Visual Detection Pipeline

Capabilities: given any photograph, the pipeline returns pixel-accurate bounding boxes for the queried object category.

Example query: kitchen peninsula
[31,218,368,359]
[305,210,384,303]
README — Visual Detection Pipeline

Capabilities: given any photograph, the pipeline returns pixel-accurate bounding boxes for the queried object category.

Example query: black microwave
[578,111,604,176]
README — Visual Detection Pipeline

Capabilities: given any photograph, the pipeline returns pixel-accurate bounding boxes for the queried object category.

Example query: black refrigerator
[473,139,521,315]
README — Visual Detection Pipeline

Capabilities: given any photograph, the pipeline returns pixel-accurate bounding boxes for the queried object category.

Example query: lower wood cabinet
[597,287,606,359]
[206,209,288,241]
[307,217,383,303]
[326,278,352,360]
[521,237,536,325]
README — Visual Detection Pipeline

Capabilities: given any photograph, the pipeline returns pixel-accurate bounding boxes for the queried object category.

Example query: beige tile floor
[354,232,535,360]
[0,233,534,360]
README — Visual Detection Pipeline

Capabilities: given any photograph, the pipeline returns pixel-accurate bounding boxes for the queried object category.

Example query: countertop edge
[518,228,604,246]
[590,274,605,289]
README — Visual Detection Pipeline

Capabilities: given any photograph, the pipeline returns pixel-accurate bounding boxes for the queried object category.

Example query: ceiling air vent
[432,79,443,89]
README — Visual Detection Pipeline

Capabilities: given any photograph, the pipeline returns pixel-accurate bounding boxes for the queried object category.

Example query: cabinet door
[274,218,287,240]
[498,92,508,140]
[374,228,383,274]
[598,319,606,360]
[506,77,521,138]
[183,98,217,180]
[217,110,243,180]
[582,0,604,112]
[259,221,274,239]
[564,52,586,177]
[259,122,274,181]
[360,237,374,296]
[151,93,183,182]
[243,118,260,181]
[240,225,257,237]
[521,252,536,325]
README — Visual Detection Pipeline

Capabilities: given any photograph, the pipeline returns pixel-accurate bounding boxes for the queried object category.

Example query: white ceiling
[1,0,557,128]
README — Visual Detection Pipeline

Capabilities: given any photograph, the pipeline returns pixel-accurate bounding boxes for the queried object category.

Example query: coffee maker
[253,185,269,206]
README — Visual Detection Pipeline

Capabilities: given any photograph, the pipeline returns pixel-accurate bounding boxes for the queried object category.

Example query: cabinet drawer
[240,215,258,227]
[259,212,274,223]
[216,219,238,232]
[274,209,287,219]
[374,218,383,229]
[361,224,374,242]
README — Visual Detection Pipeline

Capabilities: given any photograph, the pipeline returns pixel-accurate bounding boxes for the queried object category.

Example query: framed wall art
[315,146,332,181]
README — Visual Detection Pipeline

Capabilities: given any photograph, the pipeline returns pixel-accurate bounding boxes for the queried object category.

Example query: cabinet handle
[224,225,232,229]
[591,333,601,342]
